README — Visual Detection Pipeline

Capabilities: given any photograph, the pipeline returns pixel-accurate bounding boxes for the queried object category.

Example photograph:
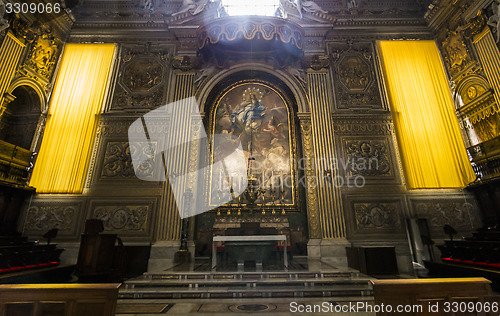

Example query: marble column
[149,71,195,272]
[307,70,346,239]
[473,28,500,107]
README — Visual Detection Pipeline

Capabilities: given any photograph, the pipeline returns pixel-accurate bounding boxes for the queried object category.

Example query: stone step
[118,284,373,299]
[124,277,371,289]
[141,271,358,281]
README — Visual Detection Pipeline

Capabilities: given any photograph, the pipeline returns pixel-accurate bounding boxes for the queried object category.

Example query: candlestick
[271,171,274,190]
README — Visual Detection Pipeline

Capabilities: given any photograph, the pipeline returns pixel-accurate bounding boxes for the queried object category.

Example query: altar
[201,215,295,271]
[212,235,288,271]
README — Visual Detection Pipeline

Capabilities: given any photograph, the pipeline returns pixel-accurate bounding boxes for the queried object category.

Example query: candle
[271,171,274,190]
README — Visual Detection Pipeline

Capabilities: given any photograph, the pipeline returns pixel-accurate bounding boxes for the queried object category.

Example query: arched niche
[193,68,310,257]
[0,85,42,150]
[196,63,309,114]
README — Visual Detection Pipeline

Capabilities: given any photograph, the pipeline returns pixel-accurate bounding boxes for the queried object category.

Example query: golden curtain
[30,43,116,193]
[377,40,475,189]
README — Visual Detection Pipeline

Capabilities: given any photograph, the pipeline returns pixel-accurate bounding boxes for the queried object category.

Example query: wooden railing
[0,140,32,187]
[0,283,120,316]
[372,278,499,316]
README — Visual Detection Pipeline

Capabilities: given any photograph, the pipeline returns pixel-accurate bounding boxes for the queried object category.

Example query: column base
[147,241,181,273]
[319,239,351,267]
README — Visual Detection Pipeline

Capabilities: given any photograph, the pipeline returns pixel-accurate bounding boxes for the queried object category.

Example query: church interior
[1,0,500,315]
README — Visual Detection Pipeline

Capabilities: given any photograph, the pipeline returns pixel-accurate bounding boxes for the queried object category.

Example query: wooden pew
[0,283,120,316]
[371,278,499,315]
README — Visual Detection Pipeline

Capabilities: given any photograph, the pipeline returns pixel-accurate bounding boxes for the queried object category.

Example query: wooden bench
[371,278,499,315]
[0,283,120,316]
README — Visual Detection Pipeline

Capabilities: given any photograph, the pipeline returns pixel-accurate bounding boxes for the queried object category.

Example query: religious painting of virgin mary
[211,82,295,207]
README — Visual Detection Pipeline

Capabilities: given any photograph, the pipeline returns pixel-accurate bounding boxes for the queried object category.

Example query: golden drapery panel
[30,43,116,193]
[377,40,475,189]
[473,113,500,143]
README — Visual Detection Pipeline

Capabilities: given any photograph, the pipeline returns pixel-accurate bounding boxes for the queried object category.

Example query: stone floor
[116,259,380,315]
[115,297,377,315]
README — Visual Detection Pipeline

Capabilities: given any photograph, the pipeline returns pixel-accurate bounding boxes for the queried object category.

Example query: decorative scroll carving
[332,117,393,135]
[194,65,216,86]
[278,0,328,19]
[298,116,321,239]
[93,205,149,232]
[197,16,304,52]
[285,66,307,86]
[10,18,33,41]
[0,0,9,35]
[344,139,392,177]
[354,202,400,229]
[330,44,382,109]
[487,2,500,43]
[101,141,156,179]
[187,119,202,191]
[25,205,76,232]
[172,0,209,17]
[308,55,330,71]
[111,44,171,109]
[411,198,482,234]
[172,55,196,71]
[463,14,488,39]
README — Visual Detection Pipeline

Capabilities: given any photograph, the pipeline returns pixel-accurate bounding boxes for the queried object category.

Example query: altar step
[119,270,373,299]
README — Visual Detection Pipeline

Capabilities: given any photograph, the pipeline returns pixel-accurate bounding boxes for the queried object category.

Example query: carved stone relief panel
[23,199,85,239]
[330,43,383,110]
[22,31,61,83]
[409,196,482,237]
[100,141,156,180]
[111,43,172,110]
[340,136,395,181]
[345,196,405,239]
[88,116,170,187]
[89,199,156,238]
[442,30,475,80]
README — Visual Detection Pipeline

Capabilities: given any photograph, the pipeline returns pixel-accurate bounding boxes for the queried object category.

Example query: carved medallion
[354,202,400,229]
[93,205,149,232]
